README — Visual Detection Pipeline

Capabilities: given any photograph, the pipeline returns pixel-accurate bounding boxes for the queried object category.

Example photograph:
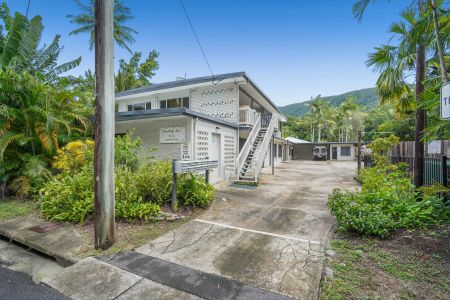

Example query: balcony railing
[239,107,258,126]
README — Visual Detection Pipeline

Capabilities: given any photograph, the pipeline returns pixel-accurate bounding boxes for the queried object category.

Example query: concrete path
[134,160,358,299]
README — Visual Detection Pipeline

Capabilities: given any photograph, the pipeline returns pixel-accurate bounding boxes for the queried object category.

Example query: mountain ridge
[278,87,379,117]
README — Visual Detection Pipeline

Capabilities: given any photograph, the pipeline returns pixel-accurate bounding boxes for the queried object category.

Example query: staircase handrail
[236,114,261,176]
[254,114,277,181]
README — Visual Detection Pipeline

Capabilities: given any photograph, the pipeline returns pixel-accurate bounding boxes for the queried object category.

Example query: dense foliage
[0,70,90,198]
[279,87,378,118]
[115,51,160,92]
[0,3,81,82]
[283,97,365,142]
[329,136,449,237]
[39,135,215,222]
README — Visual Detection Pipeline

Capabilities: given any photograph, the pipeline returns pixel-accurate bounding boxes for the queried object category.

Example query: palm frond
[0,12,28,69]
[352,0,372,22]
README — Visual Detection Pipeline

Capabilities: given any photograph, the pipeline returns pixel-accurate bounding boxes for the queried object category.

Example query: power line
[179,0,214,79]
[25,0,31,18]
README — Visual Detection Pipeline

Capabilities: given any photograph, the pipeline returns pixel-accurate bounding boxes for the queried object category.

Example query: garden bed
[320,225,450,299]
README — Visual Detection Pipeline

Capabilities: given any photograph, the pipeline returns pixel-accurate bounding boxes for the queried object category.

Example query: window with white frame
[341,146,351,156]
[127,101,151,111]
[159,97,189,109]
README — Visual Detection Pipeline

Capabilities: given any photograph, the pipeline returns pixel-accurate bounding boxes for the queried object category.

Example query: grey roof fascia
[115,108,238,129]
[115,71,286,121]
[115,72,246,98]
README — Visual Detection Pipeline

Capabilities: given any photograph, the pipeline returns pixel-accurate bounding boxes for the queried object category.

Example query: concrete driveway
[135,160,358,299]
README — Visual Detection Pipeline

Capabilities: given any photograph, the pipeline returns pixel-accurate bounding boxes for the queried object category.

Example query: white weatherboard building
[114,72,289,183]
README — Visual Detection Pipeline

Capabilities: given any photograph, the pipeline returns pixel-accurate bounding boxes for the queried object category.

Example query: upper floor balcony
[239,107,259,127]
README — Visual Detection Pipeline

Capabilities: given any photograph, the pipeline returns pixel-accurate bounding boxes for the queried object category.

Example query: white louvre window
[128,102,151,111]
[341,146,351,156]
[159,97,189,109]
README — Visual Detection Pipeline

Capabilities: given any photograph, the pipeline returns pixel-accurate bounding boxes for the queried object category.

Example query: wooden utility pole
[94,0,116,249]
[414,0,426,188]
[357,131,362,173]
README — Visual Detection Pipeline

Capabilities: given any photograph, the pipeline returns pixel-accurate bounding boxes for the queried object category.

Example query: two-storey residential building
[114,72,289,183]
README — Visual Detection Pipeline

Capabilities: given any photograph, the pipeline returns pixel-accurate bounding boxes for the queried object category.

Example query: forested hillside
[279,87,378,117]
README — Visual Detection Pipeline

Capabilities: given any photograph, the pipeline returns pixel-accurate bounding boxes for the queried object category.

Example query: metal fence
[362,140,450,193]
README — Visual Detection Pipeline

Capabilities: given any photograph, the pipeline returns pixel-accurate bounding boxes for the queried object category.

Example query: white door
[210,133,222,183]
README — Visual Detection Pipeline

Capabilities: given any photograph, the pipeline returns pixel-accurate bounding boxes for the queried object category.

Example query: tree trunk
[311,126,315,142]
[318,126,321,143]
[94,0,116,250]
[430,0,448,83]
[414,43,426,187]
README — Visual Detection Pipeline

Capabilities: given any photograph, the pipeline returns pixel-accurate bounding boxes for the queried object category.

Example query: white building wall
[190,82,239,124]
[330,144,356,161]
[194,119,238,182]
[115,116,193,160]
[116,82,240,125]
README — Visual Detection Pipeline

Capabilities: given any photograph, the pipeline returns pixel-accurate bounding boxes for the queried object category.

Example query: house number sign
[160,127,185,143]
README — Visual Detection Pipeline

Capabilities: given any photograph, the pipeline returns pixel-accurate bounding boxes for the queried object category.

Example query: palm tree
[353,0,447,83]
[0,70,90,196]
[0,3,81,81]
[67,0,137,52]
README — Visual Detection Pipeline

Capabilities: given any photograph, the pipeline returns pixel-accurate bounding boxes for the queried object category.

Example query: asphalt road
[0,265,69,300]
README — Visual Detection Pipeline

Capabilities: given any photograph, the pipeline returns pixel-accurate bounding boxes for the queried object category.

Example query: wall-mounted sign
[181,143,192,160]
[160,127,185,143]
[441,82,450,120]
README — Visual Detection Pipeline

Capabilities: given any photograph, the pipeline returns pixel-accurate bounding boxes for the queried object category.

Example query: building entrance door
[210,133,222,183]
[332,147,338,160]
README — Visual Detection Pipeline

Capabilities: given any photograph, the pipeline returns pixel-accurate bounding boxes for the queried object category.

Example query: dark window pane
[146,102,151,110]
[167,98,181,108]
[127,105,133,111]
[160,100,166,109]
[115,104,118,112]
[133,103,145,111]
[182,97,189,108]
[341,146,351,156]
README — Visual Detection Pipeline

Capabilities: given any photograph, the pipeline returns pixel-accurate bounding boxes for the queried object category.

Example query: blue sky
[5,0,410,106]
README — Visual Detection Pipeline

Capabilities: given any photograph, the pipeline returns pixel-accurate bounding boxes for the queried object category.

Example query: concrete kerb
[0,217,83,267]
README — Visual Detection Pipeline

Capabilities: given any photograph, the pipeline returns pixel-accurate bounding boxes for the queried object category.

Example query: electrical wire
[179,0,214,79]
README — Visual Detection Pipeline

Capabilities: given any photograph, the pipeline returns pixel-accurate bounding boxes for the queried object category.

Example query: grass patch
[74,218,190,258]
[0,199,37,220]
[320,226,450,300]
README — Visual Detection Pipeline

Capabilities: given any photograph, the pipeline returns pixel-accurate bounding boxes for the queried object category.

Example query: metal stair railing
[236,113,261,177]
[254,114,277,181]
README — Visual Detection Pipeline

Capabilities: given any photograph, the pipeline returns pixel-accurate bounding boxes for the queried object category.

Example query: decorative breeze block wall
[190,83,238,124]
[224,135,236,172]
[196,130,209,160]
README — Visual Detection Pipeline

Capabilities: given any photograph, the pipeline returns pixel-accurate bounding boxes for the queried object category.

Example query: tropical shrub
[0,70,90,197]
[39,133,214,222]
[330,134,449,237]
[53,140,95,173]
[114,133,141,170]
[329,187,449,237]
[134,160,172,205]
[178,174,215,207]
[40,166,160,222]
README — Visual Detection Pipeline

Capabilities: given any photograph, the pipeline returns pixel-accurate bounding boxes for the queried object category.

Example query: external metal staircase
[239,128,268,180]
[236,112,277,182]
